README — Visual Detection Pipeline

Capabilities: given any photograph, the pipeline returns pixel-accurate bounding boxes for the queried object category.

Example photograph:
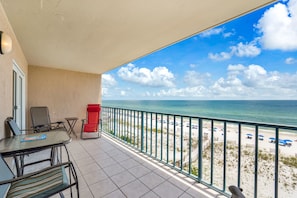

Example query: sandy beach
[144,116,297,197]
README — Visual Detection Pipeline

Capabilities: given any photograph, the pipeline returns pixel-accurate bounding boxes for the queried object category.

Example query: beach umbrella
[246,133,253,139]
[283,139,293,143]
[279,140,286,146]
[283,139,293,146]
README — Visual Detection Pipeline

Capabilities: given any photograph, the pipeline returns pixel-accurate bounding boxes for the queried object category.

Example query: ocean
[102,100,297,127]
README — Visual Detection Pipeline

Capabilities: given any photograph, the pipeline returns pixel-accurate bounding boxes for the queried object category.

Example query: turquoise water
[102,100,297,126]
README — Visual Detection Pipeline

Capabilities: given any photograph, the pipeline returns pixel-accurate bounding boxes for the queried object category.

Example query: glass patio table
[0,131,71,176]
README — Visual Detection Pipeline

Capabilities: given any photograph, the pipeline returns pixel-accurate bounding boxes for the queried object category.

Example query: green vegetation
[191,166,198,176]
[281,156,297,168]
[258,151,274,161]
[120,135,134,145]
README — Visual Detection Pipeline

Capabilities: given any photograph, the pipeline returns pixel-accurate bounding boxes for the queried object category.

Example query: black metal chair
[5,117,56,176]
[30,106,66,133]
[229,185,246,198]
[0,154,79,198]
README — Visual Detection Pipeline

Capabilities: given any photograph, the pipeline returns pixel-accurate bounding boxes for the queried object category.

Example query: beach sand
[146,116,297,197]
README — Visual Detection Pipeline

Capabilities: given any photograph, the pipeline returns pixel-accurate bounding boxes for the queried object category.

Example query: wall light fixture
[0,31,12,55]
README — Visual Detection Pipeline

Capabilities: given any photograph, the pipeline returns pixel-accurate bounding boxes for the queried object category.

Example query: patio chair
[30,106,66,133]
[0,154,79,198]
[81,104,101,139]
[229,185,245,198]
[5,117,55,176]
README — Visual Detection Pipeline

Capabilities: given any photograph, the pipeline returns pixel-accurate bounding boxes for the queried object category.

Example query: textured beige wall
[28,66,101,134]
[0,3,28,139]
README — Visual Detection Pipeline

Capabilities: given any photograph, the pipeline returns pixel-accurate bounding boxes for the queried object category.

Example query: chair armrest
[55,121,64,124]
[50,122,66,131]
[34,124,53,133]
[50,121,64,126]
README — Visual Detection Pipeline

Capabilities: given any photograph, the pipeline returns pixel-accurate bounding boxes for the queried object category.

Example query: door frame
[12,60,26,130]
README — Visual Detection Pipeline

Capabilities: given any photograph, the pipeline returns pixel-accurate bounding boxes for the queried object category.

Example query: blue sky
[102,0,297,100]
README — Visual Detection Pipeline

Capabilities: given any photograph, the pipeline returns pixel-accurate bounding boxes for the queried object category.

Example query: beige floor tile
[153,181,184,198]
[121,180,150,198]
[110,171,136,187]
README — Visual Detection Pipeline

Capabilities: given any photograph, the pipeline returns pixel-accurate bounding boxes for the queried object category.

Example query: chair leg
[50,147,57,165]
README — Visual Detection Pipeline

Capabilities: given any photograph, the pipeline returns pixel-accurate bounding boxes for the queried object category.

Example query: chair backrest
[82,104,101,132]
[0,154,14,197]
[87,104,101,124]
[5,117,22,136]
[30,106,51,131]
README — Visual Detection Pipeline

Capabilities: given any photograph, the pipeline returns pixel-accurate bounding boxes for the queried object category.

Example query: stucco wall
[0,3,28,139]
[28,66,101,134]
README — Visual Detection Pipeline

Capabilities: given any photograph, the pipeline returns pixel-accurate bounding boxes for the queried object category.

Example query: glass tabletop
[0,131,71,157]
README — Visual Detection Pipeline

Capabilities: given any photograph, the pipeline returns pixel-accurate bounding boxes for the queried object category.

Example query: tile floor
[22,133,226,198]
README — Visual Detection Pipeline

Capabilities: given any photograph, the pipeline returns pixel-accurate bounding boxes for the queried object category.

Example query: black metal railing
[101,106,297,198]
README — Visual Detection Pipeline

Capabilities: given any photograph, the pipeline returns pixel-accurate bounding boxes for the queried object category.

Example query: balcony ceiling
[3,0,276,74]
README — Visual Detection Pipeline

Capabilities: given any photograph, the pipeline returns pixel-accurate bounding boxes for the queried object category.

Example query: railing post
[113,108,116,136]
[141,111,144,152]
[198,118,203,182]
[189,117,192,175]
[254,125,259,198]
[237,123,241,187]
[173,115,176,167]
[210,120,214,185]
[275,128,279,198]
[223,121,227,191]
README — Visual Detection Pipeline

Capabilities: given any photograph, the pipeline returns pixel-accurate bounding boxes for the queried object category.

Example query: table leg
[66,119,78,138]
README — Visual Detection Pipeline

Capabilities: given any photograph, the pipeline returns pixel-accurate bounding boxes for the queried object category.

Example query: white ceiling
[3,0,276,74]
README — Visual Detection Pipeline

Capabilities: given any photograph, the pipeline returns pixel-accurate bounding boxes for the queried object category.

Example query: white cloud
[230,41,261,57]
[156,86,208,97]
[102,74,117,97]
[152,64,297,99]
[285,57,297,64]
[208,51,232,61]
[102,87,109,96]
[189,63,197,68]
[256,0,297,50]
[200,27,234,38]
[223,29,236,38]
[120,91,126,96]
[183,71,211,86]
[117,63,175,87]
[200,28,224,37]
[210,64,297,98]
[209,40,261,61]
[102,74,117,87]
